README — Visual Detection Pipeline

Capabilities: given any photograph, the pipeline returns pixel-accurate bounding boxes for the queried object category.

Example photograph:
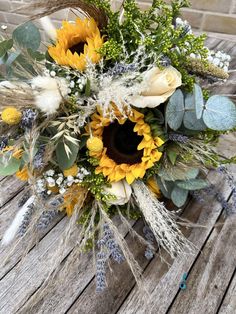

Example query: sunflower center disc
[69,41,86,55]
[102,120,144,165]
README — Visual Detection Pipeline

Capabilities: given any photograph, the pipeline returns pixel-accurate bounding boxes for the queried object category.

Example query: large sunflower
[48,18,104,71]
[87,108,164,184]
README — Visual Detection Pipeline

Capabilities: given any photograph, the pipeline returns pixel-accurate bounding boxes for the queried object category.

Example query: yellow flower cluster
[87,107,164,184]
[1,107,22,125]
[63,164,78,177]
[48,18,104,71]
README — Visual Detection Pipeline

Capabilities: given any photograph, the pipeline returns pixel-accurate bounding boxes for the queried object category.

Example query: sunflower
[48,18,104,71]
[87,107,164,184]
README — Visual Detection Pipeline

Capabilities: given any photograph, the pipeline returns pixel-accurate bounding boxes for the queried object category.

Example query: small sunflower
[48,18,104,71]
[87,107,164,184]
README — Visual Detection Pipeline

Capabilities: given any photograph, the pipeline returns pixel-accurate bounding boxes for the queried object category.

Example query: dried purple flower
[21,109,37,129]
[168,133,189,144]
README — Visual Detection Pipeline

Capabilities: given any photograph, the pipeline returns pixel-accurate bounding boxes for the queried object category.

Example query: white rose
[104,180,132,205]
[131,66,182,108]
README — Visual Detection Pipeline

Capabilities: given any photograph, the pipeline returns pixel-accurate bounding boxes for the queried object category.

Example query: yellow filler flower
[48,18,104,71]
[1,107,22,125]
[87,107,164,184]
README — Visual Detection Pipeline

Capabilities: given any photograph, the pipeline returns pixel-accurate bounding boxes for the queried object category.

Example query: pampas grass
[132,180,194,258]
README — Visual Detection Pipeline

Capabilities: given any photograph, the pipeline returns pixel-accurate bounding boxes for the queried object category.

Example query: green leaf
[56,140,79,171]
[0,39,13,57]
[185,168,199,179]
[27,48,45,61]
[184,93,206,131]
[203,95,236,131]
[167,150,177,165]
[194,84,204,119]
[171,186,188,207]
[156,176,174,198]
[166,89,185,131]
[13,22,41,51]
[176,179,209,190]
[85,79,91,97]
[0,157,21,175]
[22,148,38,163]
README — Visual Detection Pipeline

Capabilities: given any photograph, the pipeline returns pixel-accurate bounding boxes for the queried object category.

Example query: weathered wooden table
[0,35,236,314]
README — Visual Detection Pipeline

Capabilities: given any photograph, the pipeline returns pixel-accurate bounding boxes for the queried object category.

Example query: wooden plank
[0,215,134,314]
[0,176,25,208]
[168,199,236,314]
[18,218,142,314]
[0,188,64,280]
[0,217,74,314]
[117,167,235,314]
[218,269,236,314]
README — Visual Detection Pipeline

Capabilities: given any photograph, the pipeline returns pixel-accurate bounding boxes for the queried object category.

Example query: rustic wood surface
[0,35,236,314]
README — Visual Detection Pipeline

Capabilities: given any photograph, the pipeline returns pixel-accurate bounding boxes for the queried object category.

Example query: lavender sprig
[21,109,37,130]
[37,209,59,230]
[96,251,108,292]
[168,133,189,144]
[0,137,8,151]
[96,224,125,292]
[143,226,155,260]
[18,203,36,237]
[33,145,46,170]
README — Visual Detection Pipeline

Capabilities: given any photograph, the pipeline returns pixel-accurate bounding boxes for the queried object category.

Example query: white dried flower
[45,169,55,177]
[31,76,69,114]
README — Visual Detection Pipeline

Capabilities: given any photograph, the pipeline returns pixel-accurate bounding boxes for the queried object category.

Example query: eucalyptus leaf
[185,168,199,179]
[171,186,188,207]
[166,89,185,130]
[156,176,174,198]
[194,84,204,119]
[176,179,208,190]
[184,93,206,131]
[203,95,236,131]
[0,157,21,176]
[56,140,79,171]
[13,22,41,51]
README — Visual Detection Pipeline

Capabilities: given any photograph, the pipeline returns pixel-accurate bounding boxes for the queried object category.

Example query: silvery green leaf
[184,93,206,131]
[13,22,41,51]
[194,84,204,119]
[185,168,199,179]
[171,186,188,207]
[0,157,21,176]
[203,95,236,131]
[156,176,174,199]
[176,179,209,190]
[166,89,185,131]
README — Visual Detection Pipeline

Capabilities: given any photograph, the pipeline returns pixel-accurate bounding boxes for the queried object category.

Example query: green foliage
[176,178,208,190]
[183,92,206,131]
[166,89,185,130]
[0,39,13,58]
[0,156,21,176]
[171,186,188,207]
[203,96,236,131]
[56,140,79,171]
[13,22,41,51]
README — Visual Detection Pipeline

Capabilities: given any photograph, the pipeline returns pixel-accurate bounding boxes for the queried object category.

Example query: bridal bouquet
[1,0,235,291]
